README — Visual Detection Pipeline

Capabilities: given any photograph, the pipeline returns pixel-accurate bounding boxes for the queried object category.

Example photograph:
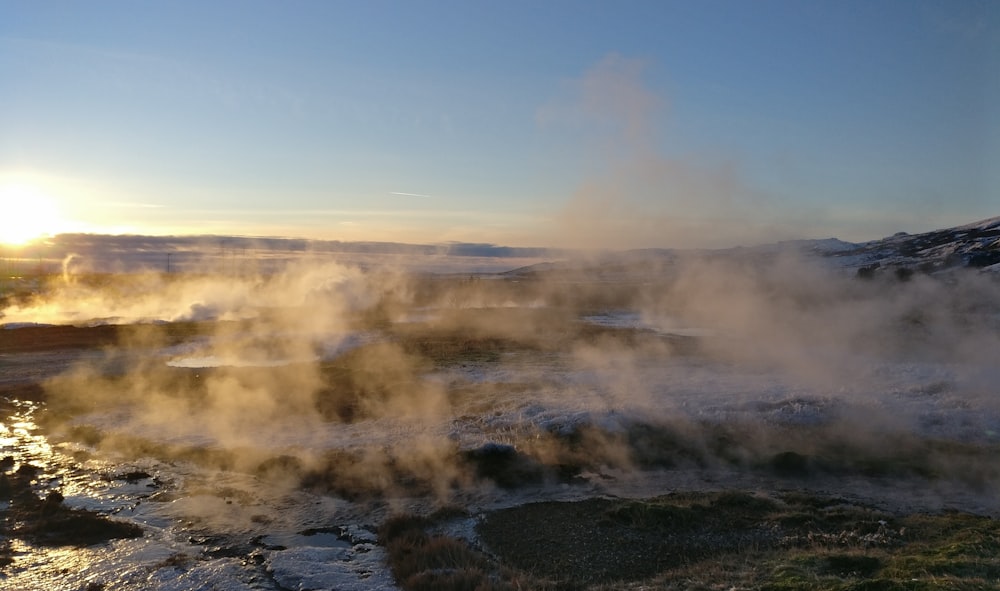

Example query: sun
[0,183,65,246]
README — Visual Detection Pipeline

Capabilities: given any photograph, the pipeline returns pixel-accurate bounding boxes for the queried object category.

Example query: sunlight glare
[0,184,65,246]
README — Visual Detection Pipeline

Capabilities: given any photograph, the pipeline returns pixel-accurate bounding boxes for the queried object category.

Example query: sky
[1,0,998,249]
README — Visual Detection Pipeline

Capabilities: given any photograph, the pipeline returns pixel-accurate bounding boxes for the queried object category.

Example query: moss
[625,422,707,469]
[713,490,780,512]
[759,562,821,590]
[820,554,882,578]
[839,581,908,591]
[778,511,822,528]
[780,492,853,509]
[378,511,558,591]
[461,443,546,488]
[604,501,703,531]
[474,492,1000,590]
[770,451,813,476]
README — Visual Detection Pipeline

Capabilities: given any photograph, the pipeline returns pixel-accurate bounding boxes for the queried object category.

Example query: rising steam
[3,54,997,511]
[11,237,995,509]
[541,53,781,250]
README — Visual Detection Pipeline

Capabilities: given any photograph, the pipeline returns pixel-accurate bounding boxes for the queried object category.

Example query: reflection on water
[1,401,105,588]
[0,399,397,591]
[2,401,51,463]
[1,400,66,494]
[0,400,142,589]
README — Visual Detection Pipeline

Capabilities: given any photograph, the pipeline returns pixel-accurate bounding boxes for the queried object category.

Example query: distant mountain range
[506,216,1000,278]
[19,233,554,260]
[5,217,999,277]
[3,234,560,275]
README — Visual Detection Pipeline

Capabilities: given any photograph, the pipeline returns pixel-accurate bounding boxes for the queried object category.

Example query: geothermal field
[2,220,1000,590]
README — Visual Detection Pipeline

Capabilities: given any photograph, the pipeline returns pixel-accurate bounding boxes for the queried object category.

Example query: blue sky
[1,0,997,248]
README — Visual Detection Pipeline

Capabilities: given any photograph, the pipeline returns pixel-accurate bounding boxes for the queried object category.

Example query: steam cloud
[542,53,785,250]
[1,54,996,513]
[7,240,996,509]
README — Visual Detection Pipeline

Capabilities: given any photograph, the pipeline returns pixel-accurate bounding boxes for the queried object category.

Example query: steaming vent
[166,355,318,369]
[164,331,374,368]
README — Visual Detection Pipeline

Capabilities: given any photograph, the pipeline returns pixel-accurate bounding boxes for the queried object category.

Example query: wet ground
[2,313,999,590]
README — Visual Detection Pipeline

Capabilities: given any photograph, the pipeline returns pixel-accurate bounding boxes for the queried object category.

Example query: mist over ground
[5,228,999,483]
[1,221,998,589]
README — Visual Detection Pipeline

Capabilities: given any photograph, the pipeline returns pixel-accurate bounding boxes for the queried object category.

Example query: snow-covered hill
[822,215,1000,276]
[507,216,1000,279]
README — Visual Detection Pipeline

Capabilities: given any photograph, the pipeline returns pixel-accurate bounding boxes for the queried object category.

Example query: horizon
[2,1,998,249]
[5,210,999,255]
[2,4,999,583]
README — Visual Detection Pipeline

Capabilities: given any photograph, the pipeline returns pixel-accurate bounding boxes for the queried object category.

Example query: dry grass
[474,491,1000,590]
[376,490,1000,590]
[379,513,559,591]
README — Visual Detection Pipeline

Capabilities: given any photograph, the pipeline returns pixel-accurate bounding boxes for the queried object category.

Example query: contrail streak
[390,191,432,198]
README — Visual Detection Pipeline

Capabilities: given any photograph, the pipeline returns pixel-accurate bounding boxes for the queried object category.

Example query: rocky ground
[0,324,196,574]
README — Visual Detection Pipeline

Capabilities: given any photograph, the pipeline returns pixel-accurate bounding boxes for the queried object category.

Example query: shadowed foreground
[382,491,1000,590]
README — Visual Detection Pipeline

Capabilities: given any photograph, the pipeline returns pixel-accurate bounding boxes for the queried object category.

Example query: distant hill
[23,233,555,260]
[824,216,1000,276]
[504,216,1000,279]
[2,234,561,275]
[6,217,998,278]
